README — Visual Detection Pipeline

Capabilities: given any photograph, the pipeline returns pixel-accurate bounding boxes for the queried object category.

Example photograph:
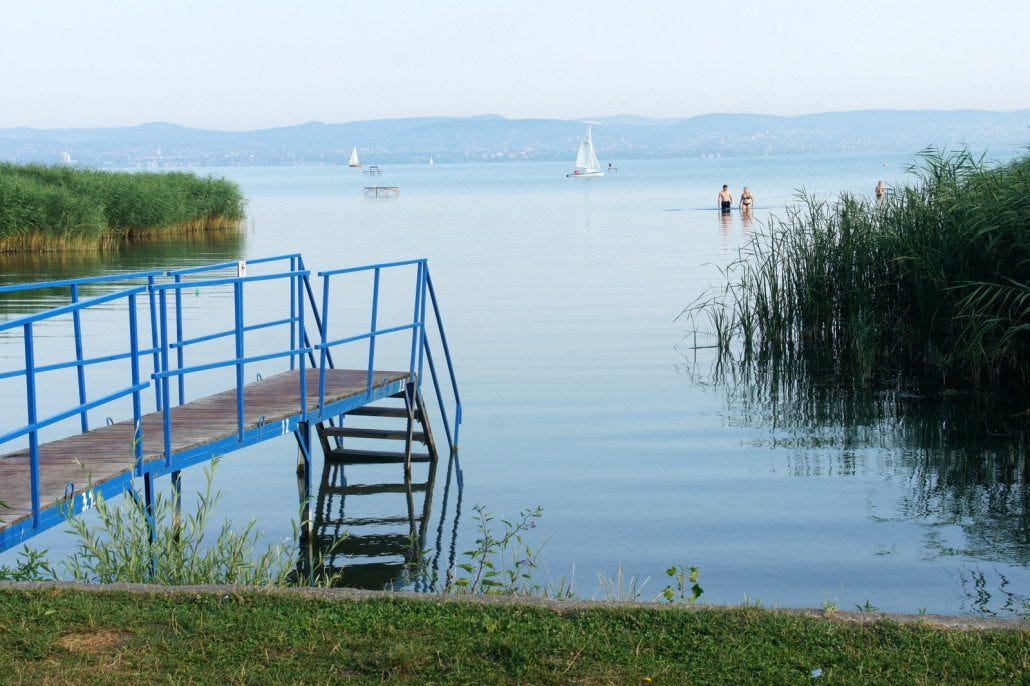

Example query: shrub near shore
[0,163,245,252]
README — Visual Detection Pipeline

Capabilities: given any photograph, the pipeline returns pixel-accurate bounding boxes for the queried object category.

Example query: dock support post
[294,421,313,537]
[171,470,182,543]
[403,381,417,477]
[143,471,157,578]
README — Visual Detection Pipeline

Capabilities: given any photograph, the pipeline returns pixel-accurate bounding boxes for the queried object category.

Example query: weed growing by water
[445,505,706,604]
[448,504,544,595]
[0,546,56,581]
[661,564,704,604]
[595,564,649,601]
[1,461,296,586]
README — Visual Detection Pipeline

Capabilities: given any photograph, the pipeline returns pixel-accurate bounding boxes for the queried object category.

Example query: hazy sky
[2,1,1027,130]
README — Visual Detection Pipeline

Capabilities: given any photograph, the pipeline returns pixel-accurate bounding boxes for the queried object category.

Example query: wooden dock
[363,186,399,198]
[0,369,408,531]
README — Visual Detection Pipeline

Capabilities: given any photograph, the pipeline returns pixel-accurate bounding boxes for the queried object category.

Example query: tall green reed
[683,149,1030,404]
[0,163,245,251]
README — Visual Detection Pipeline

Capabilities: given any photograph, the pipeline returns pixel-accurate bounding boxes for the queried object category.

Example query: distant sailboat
[428,157,434,165]
[348,147,362,168]
[566,126,604,178]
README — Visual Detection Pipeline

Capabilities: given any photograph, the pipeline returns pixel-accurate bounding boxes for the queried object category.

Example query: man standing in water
[718,184,733,212]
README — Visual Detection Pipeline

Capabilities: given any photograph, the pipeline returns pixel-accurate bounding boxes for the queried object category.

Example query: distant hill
[1,110,1026,167]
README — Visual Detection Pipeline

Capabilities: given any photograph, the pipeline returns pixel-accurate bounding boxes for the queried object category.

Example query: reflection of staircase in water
[302,388,458,590]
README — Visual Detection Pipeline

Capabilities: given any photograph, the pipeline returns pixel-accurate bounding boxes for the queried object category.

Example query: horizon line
[3,106,1028,134]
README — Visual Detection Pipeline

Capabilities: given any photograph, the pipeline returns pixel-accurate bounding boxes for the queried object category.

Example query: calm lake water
[1,152,1027,616]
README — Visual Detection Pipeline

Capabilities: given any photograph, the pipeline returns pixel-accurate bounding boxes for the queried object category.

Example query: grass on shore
[0,588,1026,685]
[684,149,1030,401]
[0,163,245,252]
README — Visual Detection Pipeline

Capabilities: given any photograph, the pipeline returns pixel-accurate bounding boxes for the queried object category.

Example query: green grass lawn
[0,587,1025,684]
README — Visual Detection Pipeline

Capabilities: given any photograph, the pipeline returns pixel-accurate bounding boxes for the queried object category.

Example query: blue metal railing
[0,270,164,424]
[0,254,461,545]
[151,267,312,463]
[316,259,462,451]
[0,284,151,526]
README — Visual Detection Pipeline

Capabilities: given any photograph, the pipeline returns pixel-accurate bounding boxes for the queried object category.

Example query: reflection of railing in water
[297,451,463,590]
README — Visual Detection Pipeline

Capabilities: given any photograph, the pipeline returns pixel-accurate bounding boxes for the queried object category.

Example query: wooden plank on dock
[0,368,409,530]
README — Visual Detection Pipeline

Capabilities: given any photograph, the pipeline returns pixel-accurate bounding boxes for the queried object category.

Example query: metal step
[322,515,422,527]
[321,561,406,590]
[313,533,414,556]
[326,448,432,465]
[323,427,427,443]
[325,482,429,496]
[345,406,421,420]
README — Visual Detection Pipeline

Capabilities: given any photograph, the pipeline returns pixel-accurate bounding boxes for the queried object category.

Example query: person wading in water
[739,187,754,214]
[718,184,733,213]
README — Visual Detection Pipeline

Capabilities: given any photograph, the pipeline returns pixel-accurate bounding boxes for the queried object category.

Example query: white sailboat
[348,147,362,168]
[566,126,604,178]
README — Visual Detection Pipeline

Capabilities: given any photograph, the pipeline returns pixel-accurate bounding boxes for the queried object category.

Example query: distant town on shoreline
[1,109,1027,168]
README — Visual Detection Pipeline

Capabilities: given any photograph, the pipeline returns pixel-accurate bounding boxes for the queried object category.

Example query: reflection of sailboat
[566,126,604,178]
[297,391,462,590]
[348,147,362,168]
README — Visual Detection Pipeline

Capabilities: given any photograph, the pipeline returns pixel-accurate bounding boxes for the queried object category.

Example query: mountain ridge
[2,110,1026,167]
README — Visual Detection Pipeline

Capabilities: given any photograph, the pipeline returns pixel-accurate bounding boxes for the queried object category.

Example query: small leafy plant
[448,504,544,595]
[660,565,704,604]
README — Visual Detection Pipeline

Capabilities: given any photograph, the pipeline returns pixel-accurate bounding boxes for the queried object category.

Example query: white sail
[569,126,604,177]
[575,139,591,170]
[348,147,361,167]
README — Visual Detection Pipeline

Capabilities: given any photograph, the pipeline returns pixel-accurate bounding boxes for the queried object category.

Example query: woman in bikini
[739,187,754,213]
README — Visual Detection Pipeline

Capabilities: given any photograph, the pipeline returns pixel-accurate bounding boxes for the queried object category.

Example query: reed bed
[0,163,245,252]
[684,150,1030,401]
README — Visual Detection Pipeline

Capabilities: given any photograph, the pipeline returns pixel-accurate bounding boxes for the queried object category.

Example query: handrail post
[173,274,185,405]
[297,272,307,420]
[70,284,88,432]
[421,339,454,451]
[23,323,41,526]
[159,289,172,466]
[289,256,297,371]
[408,261,423,377]
[418,267,428,383]
[128,293,144,476]
[425,269,461,448]
[318,276,330,410]
[147,275,162,411]
[366,267,381,390]
[234,280,245,440]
